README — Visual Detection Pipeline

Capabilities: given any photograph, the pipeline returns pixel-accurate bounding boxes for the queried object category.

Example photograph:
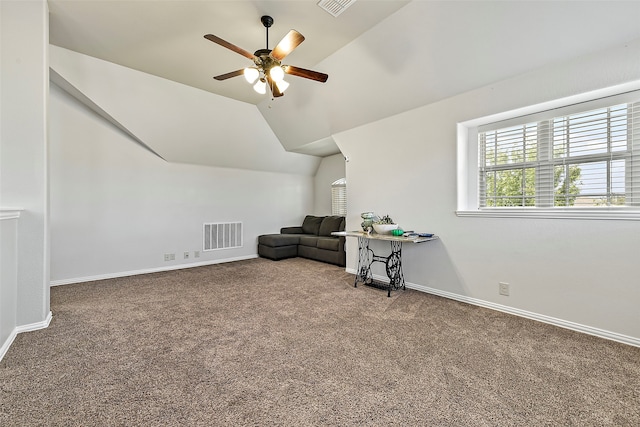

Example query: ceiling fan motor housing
[253,48,280,73]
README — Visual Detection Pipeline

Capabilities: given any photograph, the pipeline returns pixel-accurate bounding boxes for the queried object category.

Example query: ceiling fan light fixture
[206,15,328,98]
[244,67,259,83]
[253,79,267,94]
[275,79,289,93]
[269,65,285,82]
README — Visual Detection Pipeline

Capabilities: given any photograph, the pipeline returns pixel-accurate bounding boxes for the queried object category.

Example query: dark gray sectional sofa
[258,215,346,267]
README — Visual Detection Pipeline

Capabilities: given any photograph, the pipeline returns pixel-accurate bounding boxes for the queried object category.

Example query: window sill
[456,208,640,221]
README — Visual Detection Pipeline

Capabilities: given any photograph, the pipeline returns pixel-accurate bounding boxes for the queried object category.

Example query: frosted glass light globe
[275,79,289,93]
[253,79,267,94]
[244,67,259,84]
[269,66,285,82]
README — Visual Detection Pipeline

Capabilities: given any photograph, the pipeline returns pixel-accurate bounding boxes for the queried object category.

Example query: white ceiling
[48,1,640,158]
[48,0,409,105]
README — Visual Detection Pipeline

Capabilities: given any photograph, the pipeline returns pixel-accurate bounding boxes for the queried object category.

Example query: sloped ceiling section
[50,68,165,160]
[49,45,321,176]
[260,0,640,154]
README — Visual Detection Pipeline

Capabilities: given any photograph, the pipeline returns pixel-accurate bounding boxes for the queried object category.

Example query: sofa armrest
[280,226,304,234]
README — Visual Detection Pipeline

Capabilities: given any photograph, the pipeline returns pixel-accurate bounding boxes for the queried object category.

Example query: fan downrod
[261,15,274,49]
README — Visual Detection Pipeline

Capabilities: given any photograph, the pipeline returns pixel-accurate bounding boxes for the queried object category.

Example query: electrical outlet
[164,254,171,262]
[184,251,190,259]
[194,251,200,258]
[499,282,510,296]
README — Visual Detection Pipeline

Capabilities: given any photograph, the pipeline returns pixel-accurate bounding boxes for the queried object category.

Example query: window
[480,101,639,208]
[331,178,346,216]
[457,86,640,220]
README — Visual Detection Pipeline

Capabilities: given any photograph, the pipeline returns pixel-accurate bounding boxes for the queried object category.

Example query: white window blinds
[331,178,347,215]
[479,94,640,209]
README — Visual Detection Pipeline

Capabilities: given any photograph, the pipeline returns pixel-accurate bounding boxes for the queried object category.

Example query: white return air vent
[203,222,243,251]
[317,0,356,17]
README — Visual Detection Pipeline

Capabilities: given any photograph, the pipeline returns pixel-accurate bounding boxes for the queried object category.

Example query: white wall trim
[15,310,53,334]
[0,208,24,221]
[0,330,18,363]
[50,255,259,287]
[1,311,53,362]
[345,268,640,348]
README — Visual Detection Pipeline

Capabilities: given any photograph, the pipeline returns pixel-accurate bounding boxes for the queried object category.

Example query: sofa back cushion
[319,216,345,237]
[301,215,325,235]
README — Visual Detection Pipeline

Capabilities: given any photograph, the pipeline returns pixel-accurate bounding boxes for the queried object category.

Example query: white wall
[335,37,640,344]
[49,45,320,177]
[0,212,19,359]
[49,83,314,284]
[313,153,346,215]
[0,0,50,338]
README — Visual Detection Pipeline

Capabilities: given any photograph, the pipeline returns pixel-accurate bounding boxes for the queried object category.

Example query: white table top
[332,230,439,243]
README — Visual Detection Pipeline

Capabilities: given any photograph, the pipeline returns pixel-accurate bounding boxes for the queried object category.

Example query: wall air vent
[317,0,356,17]
[203,222,243,251]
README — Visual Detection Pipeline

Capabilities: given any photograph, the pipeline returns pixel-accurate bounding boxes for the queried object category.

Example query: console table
[332,231,439,297]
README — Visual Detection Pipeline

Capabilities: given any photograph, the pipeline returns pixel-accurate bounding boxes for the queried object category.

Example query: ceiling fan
[204,15,328,98]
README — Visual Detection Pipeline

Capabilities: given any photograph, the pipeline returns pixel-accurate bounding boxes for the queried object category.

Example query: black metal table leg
[354,237,406,297]
[338,231,436,298]
[355,236,373,287]
[385,241,405,297]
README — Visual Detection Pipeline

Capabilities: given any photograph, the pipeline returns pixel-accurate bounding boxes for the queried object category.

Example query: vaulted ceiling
[48,1,640,158]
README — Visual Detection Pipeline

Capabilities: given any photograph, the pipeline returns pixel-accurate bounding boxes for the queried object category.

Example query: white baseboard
[0,330,18,363]
[346,268,640,348]
[1,311,52,362]
[50,255,259,287]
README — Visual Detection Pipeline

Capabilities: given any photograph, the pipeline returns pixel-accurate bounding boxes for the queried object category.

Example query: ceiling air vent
[317,0,357,17]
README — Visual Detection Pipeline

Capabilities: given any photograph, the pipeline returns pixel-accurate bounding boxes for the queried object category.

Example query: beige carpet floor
[1,257,639,426]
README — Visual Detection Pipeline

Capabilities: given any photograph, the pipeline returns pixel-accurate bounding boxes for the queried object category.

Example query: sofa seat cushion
[299,235,318,248]
[258,234,300,247]
[317,237,340,251]
[258,244,297,261]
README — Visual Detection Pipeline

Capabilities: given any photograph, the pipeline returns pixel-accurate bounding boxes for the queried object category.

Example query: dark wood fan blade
[266,75,284,97]
[213,69,245,81]
[271,30,305,61]
[283,65,328,83]
[204,34,255,60]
